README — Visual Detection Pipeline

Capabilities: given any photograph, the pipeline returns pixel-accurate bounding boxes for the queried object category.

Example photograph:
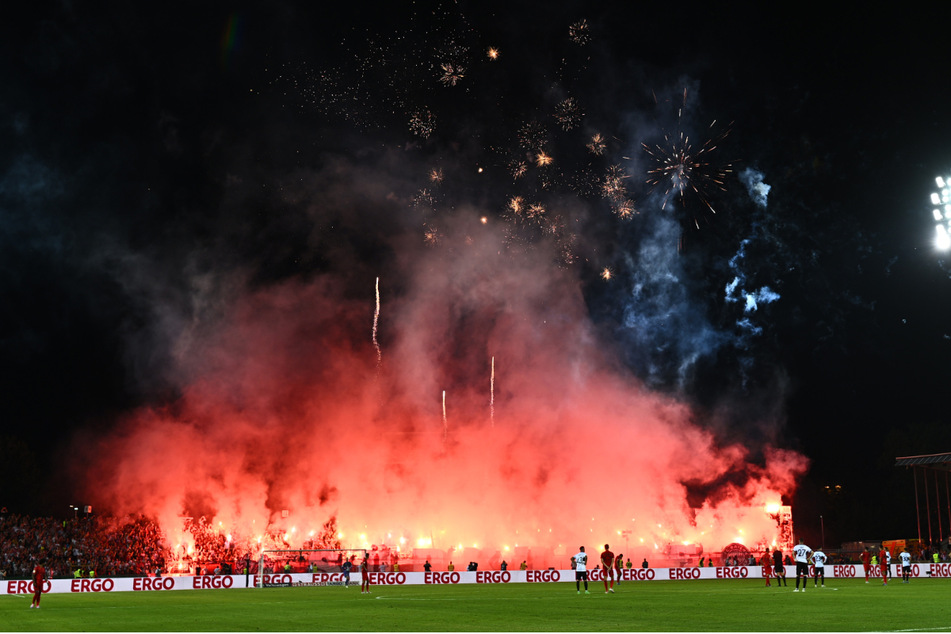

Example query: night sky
[3,2,951,550]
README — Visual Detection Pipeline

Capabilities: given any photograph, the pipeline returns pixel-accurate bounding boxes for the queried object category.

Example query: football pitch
[2,578,950,632]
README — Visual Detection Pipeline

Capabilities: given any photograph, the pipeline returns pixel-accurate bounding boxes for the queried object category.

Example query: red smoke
[80,215,807,566]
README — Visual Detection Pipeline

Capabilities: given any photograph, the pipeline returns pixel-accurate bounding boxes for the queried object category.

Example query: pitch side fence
[4,563,950,596]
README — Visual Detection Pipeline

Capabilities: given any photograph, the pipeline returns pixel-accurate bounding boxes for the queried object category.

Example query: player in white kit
[792,539,812,592]
[810,547,826,587]
[572,546,589,595]
[900,547,912,583]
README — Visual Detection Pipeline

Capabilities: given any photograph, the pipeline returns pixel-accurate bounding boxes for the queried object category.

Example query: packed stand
[0,513,171,579]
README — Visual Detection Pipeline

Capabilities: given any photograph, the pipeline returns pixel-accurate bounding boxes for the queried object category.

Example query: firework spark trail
[442,389,447,440]
[490,356,495,427]
[373,277,382,366]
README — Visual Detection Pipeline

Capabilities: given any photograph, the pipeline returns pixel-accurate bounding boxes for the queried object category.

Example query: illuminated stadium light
[932,174,951,250]
[938,225,951,251]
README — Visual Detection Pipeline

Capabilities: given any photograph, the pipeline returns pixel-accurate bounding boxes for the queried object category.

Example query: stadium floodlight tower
[931,175,951,250]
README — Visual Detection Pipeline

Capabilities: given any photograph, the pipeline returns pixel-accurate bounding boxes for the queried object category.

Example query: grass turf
[3,577,950,631]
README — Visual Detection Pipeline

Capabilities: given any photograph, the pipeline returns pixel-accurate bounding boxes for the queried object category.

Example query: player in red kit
[30,559,45,608]
[600,544,615,593]
[861,546,871,583]
[760,551,772,587]
[361,554,371,594]
[879,546,888,586]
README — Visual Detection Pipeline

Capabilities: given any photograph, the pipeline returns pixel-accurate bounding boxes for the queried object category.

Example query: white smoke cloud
[740,168,771,208]
[726,237,781,343]
[744,287,780,313]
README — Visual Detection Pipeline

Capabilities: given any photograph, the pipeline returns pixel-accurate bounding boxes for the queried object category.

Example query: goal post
[256,548,367,587]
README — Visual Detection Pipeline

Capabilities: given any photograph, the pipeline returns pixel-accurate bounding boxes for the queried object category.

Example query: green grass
[3,578,950,631]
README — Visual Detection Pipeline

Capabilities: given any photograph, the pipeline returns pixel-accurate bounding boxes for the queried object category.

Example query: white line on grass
[372,595,611,601]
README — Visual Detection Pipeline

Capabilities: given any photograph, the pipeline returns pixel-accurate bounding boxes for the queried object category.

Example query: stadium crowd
[2,510,949,580]
[0,513,171,580]
[0,512,344,579]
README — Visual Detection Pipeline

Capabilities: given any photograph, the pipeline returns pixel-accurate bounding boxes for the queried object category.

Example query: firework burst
[509,159,528,180]
[439,63,465,86]
[413,188,437,213]
[409,109,436,138]
[554,97,583,131]
[586,133,606,155]
[602,164,629,202]
[423,224,441,246]
[613,198,637,220]
[526,203,546,219]
[535,151,553,167]
[600,165,637,219]
[518,121,549,151]
[642,92,733,229]
[569,19,591,45]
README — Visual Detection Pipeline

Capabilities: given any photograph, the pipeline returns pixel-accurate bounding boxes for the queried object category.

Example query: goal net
[257,549,367,587]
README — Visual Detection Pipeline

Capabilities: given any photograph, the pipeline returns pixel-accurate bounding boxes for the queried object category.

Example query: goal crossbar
[257,548,367,587]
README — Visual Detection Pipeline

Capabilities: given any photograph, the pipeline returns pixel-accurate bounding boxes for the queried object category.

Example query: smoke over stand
[66,6,808,572]
[78,227,805,569]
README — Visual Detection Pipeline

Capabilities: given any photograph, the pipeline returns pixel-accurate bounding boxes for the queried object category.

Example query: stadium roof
[894,452,951,471]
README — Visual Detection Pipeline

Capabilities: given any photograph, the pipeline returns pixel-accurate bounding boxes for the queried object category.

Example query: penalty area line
[372,595,602,602]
